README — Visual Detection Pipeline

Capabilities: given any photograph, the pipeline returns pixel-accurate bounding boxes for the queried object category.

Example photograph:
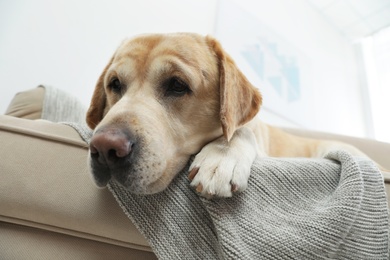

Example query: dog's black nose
[90,128,134,166]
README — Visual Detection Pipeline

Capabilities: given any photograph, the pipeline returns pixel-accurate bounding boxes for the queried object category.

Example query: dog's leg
[188,127,260,198]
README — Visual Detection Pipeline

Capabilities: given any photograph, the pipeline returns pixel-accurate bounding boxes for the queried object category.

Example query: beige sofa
[1,87,389,259]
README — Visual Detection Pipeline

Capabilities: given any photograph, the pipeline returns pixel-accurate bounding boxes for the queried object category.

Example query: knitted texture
[107,153,389,260]
[40,85,87,125]
[41,85,389,259]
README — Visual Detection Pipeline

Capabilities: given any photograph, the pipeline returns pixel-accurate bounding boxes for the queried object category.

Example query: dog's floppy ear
[86,56,114,129]
[206,36,262,141]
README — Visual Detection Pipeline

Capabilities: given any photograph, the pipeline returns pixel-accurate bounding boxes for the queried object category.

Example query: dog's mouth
[89,157,131,188]
[88,139,177,195]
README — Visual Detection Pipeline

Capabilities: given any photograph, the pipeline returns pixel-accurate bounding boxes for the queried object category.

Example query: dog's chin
[90,167,173,195]
[124,181,168,195]
[123,157,191,195]
[107,173,171,195]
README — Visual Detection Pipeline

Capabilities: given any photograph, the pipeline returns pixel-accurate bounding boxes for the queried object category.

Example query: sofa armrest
[0,115,156,259]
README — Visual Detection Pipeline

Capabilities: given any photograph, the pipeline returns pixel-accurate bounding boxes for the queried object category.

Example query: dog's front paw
[188,128,258,198]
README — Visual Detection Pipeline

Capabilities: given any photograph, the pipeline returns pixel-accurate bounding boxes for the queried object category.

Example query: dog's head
[86,33,262,194]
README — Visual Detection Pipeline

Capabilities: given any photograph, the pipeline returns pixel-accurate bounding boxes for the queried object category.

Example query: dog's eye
[166,77,190,96]
[109,78,122,93]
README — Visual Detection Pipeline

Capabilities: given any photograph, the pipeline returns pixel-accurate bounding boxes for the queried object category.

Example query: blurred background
[0,0,389,142]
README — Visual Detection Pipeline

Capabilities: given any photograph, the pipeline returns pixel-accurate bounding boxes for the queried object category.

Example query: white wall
[0,0,218,112]
[223,0,365,137]
[0,0,366,138]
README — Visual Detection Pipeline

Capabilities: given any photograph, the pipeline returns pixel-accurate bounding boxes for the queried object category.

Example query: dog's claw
[231,183,238,192]
[188,167,199,181]
[207,190,215,196]
[196,183,203,193]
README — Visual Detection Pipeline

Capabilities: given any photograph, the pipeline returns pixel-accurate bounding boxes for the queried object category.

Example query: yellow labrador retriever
[86,33,371,197]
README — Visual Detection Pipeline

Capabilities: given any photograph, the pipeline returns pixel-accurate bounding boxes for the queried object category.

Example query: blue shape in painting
[241,45,264,80]
[268,76,282,96]
[282,59,300,102]
[242,40,301,102]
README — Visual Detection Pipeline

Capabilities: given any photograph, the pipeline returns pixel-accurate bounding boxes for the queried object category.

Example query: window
[361,26,390,143]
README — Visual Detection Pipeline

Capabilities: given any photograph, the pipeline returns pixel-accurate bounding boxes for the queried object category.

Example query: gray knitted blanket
[41,85,389,259]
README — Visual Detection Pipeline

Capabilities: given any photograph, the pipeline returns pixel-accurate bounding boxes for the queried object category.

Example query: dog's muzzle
[89,127,135,187]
